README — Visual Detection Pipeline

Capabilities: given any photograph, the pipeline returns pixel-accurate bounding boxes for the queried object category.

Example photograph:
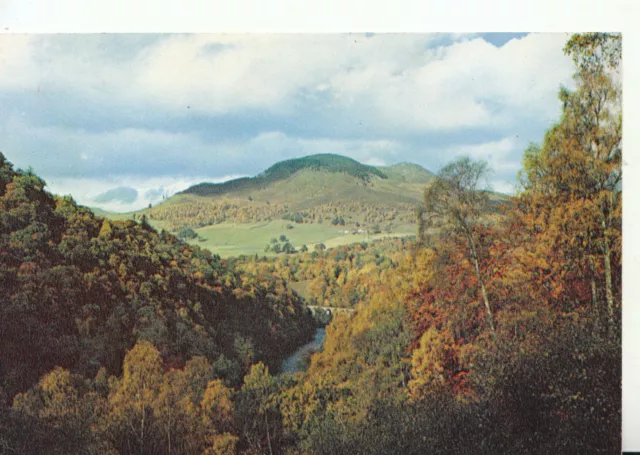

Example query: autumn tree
[10,367,102,453]
[236,362,278,455]
[104,341,164,455]
[519,33,621,329]
[421,157,497,338]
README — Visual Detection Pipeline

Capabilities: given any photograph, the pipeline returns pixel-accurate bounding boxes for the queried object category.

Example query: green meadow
[183,219,415,257]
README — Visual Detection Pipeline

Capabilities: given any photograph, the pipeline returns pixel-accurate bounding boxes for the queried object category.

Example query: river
[281,327,326,374]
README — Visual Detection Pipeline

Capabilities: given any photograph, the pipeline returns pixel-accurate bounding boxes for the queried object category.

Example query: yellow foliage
[203,432,239,455]
[202,379,235,432]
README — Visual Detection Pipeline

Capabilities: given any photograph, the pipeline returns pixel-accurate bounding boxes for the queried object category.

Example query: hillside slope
[0,153,315,399]
[147,155,436,231]
[183,153,388,197]
[378,162,435,183]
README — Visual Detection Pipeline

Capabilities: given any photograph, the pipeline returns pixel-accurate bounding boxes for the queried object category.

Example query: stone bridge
[306,305,355,315]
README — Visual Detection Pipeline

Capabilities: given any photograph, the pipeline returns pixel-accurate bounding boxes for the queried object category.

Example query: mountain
[94,186,138,204]
[147,154,435,231]
[175,154,435,208]
[182,154,390,197]
[379,162,435,183]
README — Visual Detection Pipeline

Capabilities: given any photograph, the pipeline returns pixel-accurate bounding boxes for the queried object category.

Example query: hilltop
[152,154,435,227]
[378,162,436,183]
[183,154,391,197]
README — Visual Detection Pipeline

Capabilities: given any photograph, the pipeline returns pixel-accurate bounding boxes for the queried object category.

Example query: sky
[0,32,577,212]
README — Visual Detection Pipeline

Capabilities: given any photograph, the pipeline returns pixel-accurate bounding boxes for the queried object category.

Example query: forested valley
[0,33,621,454]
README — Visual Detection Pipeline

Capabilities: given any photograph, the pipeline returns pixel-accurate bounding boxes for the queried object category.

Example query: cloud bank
[0,33,575,211]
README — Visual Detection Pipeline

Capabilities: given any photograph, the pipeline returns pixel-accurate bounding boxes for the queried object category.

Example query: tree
[11,367,99,453]
[105,341,164,454]
[421,157,497,338]
[139,213,151,230]
[282,242,296,254]
[408,327,471,401]
[154,369,192,454]
[177,227,198,240]
[565,33,621,330]
[202,379,235,433]
[237,363,277,455]
[519,33,621,330]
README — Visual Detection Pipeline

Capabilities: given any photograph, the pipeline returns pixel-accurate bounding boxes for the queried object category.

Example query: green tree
[177,227,198,240]
[282,242,296,254]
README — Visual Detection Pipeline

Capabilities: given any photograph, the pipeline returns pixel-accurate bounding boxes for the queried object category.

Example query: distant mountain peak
[378,162,434,184]
[94,186,139,204]
[261,153,387,179]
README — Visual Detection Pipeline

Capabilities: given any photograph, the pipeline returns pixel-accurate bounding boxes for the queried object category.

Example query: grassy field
[184,220,416,258]
[95,207,416,258]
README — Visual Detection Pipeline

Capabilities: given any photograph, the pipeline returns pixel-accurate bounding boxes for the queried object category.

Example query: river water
[281,328,326,374]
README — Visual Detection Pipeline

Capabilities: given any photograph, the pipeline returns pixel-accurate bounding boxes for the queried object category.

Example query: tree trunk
[601,195,616,332]
[265,412,274,455]
[587,250,600,326]
[467,233,497,339]
[140,408,145,454]
[167,415,171,455]
[603,233,615,330]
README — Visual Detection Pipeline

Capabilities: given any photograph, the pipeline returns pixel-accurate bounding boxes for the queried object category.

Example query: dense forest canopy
[0,155,317,397]
[0,33,622,454]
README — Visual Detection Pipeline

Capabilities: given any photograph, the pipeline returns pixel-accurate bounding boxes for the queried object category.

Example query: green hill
[183,153,388,197]
[378,162,435,183]
[161,154,435,222]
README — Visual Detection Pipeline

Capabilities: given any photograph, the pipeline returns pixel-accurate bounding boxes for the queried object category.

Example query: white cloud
[0,33,580,206]
[0,35,36,88]
[0,33,574,132]
[441,136,522,175]
[47,174,244,213]
[364,157,386,166]
[0,113,238,178]
[330,33,575,132]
